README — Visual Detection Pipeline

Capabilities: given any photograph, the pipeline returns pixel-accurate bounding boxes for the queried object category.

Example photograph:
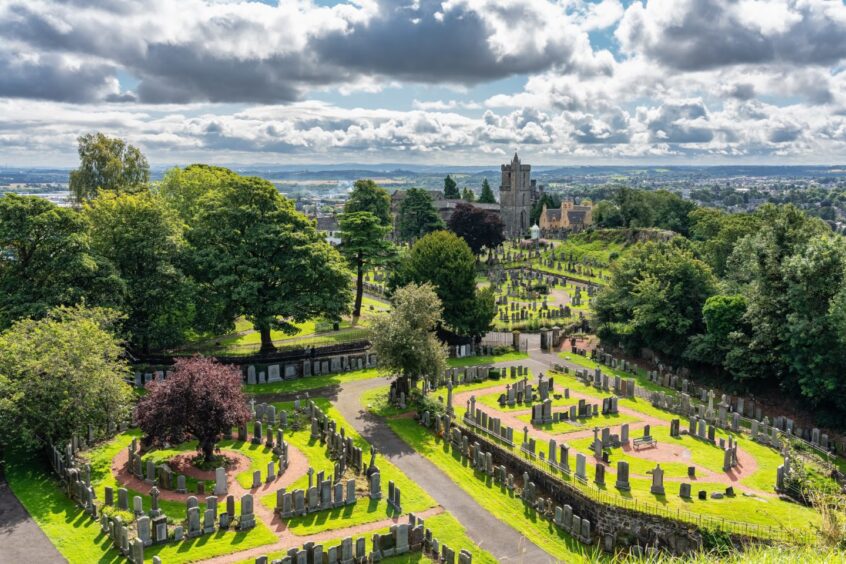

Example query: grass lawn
[447,351,528,367]
[245,368,386,396]
[4,450,277,564]
[258,398,438,536]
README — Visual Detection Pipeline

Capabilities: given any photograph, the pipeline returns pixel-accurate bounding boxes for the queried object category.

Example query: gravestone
[239,494,256,530]
[214,467,227,495]
[615,461,630,490]
[650,465,665,495]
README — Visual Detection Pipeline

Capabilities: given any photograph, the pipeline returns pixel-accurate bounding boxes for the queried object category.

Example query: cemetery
[373,350,838,560]
[10,368,493,564]
[4,171,846,564]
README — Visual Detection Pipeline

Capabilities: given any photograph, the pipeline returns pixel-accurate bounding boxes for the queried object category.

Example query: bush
[700,527,735,554]
[416,391,447,425]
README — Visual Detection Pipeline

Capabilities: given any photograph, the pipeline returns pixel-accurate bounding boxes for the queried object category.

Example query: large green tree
[478,179,496,204]
[592,200,625,228]
[443,175,459,199]
[0,194,119,328]
[85,192,195,352]
[69,133,150,204]
[157,164,240,224]
[398,188,444,241]
[688,207,762,275]
[716,205,835,386]
[189,174,352,352]
[0,306,133,450]
[392,230,495,338]
[370,282,447,389]
[594,239,717,359]
[344,179,392,226]
[339,211,393,319]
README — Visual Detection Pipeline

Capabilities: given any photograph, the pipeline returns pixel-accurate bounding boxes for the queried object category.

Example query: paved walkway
[0,471,65,564]
[333,377,556,563]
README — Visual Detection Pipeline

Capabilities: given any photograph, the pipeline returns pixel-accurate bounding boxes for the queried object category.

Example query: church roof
[545,209,562,222]
[567,210,587,224]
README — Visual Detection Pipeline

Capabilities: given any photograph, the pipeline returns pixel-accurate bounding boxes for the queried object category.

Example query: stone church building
[499,153,540,237]
[539,199,594,232]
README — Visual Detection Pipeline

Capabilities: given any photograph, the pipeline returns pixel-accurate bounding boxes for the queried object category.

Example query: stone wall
[131,341,375,388]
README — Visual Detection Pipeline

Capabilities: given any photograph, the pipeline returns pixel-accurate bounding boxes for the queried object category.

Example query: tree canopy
[0,306,133,451]
[339,211,393,318]
[478,179,496,204]
[157,164,240,224]
[189,174,352,352]
[370,282,447,386]
[447,202,505,256]
[392,230,495,338]
[85,191,195,352]
[0,194,120,329]
[344,179,392,226]
[593,188,697,235]
[136,356,250,462]
[69,132,149,204]
[443,175,459,199]
[398,188,444,241]
[594,238,717,359]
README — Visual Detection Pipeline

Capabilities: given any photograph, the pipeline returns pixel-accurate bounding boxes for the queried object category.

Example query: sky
[1,0,846,167]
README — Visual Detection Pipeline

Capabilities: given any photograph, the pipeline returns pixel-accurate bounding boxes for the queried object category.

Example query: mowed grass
[245,368,386,396]
[447,351,528,367]
[258,398,438,536]
[4,449,277,564]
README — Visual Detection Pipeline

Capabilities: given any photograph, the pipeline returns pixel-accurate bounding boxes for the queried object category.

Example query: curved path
[333,377,555,563]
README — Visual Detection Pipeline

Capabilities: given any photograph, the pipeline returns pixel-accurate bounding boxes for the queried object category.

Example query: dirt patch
[166,452,243,481]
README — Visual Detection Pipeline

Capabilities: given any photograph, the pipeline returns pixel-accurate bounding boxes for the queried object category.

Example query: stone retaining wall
[460,426,703,555]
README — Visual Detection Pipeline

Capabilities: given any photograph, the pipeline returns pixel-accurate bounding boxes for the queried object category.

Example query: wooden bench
[633,436,657,450]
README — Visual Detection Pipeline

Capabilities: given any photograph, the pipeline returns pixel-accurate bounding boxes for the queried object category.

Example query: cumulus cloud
[1,0,846,163]
[0,0,599,104]
[616,0,846,71]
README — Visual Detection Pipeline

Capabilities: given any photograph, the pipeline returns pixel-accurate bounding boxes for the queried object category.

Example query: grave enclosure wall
[132,340,375,387]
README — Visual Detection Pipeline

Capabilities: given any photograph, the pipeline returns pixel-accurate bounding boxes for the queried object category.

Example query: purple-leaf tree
[136,356,250,462]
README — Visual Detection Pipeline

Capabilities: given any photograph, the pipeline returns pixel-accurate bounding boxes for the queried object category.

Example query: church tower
[499,153,536,237]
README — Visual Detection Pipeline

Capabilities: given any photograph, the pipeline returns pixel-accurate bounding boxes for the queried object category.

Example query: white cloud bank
[0,0,844,165]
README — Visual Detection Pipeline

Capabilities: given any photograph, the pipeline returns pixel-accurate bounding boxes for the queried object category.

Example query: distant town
[5,162,846,231]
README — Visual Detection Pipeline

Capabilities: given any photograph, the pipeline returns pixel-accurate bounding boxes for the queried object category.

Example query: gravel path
[334,377,556,563]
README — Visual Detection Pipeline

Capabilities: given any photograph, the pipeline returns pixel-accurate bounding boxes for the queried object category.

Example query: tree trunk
[200,438,216,464]
[353,258,364,319]
[259,324,275,353]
